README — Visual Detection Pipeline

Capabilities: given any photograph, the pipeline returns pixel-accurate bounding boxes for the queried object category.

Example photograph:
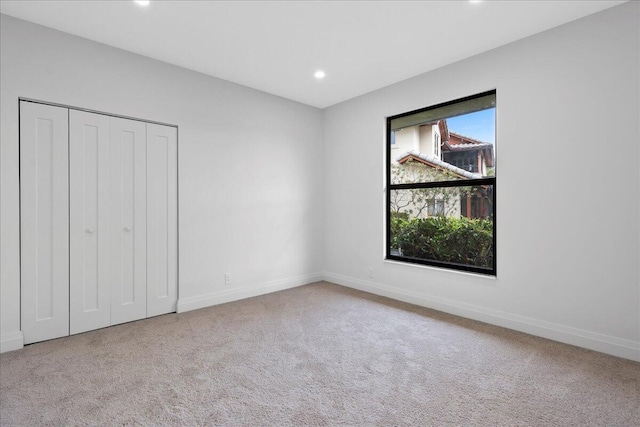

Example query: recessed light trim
[314,70,326,80]
[135,0,150,6]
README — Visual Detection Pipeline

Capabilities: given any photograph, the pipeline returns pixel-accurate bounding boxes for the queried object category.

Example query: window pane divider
[390,177,495,190]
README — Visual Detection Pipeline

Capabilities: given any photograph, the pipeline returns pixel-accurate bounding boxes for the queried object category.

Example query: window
[386,91,496,275]
[427,199,445,217]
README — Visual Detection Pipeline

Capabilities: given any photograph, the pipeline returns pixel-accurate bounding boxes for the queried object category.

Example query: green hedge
[390,213,493,268]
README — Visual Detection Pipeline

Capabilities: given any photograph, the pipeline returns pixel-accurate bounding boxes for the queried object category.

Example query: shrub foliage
[390,213,493,269]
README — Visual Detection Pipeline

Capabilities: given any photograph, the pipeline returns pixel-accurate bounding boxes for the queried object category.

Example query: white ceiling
[0,0,626,109]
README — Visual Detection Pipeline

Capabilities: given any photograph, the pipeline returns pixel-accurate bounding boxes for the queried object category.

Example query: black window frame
[386,90,497,276]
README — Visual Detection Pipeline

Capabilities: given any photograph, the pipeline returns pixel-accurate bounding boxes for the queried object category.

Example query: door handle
[124,227,132,232]
[86,228,95,234]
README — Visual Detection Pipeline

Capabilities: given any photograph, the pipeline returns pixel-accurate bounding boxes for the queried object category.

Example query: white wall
[392,127,419,160]
[323,2,640,361]
[0,14,324,352]
[418,125,438,158]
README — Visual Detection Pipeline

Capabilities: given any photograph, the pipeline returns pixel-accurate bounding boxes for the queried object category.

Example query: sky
[446,108,495,144]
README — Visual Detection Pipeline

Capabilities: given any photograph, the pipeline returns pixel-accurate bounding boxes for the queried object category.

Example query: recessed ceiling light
[314,70,326,80]
[135,0,150,6]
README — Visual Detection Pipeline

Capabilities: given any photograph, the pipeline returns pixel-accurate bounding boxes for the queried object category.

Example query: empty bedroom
[0,1,638,425]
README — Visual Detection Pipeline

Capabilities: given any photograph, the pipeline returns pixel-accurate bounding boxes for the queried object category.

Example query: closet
[20,101,178,344]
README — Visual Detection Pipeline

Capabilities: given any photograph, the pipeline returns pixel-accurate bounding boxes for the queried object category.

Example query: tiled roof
[396,151,483,179]
[445,132,493,151]
[447,141,493,150]
[448,132,488,145]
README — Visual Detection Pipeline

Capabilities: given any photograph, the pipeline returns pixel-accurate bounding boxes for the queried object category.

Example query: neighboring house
[390,119,494,219]
[391,120,445,160]
[442,132,494,176]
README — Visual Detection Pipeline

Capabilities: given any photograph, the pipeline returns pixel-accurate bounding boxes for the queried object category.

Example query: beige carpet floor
[1,282,638,426]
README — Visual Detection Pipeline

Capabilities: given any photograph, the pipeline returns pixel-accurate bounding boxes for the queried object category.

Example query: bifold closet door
[146,123,178,317]
[20,102,70,345]
[69,110,111,334]
[109,118,147,326]
[21,104,176,341]
[69,111,148,334]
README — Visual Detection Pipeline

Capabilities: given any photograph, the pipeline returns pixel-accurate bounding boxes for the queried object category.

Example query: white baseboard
[1,331,24,353]
[323,272,640,362]
[177,272,323,313]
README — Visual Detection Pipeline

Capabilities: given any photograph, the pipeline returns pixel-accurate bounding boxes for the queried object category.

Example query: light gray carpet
[1,282,639,426]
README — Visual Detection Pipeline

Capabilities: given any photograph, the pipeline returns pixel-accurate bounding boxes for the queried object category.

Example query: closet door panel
[147,123,178,317]
[69,110,111,334]
[110,117,147,326]
[20,102,69,344]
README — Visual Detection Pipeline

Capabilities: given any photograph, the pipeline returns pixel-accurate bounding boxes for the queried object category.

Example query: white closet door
[69,110,111,334]
[146,123,178,317]
[20,102,69,344]
[110,117,147,326]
